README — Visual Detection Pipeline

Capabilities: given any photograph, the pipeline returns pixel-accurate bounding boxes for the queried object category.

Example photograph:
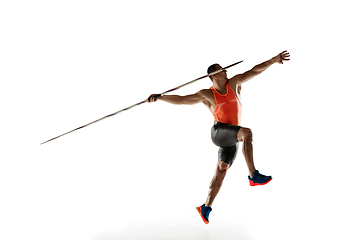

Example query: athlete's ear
[211,74,216,81]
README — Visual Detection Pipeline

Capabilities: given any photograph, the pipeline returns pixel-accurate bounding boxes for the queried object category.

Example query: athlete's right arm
[147,90,206,105]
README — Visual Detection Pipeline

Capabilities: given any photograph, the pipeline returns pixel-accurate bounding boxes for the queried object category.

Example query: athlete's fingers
[147,94,161,103]
[153,94,161,101]
[147,95,154,103]
[283,53,290,58]
[283,52,290,57]
[277,51,290,64]
[282,56,290,61]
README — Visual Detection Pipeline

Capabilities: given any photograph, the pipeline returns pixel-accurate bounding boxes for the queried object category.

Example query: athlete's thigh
[211,124,241,147]
[218,143,239,167]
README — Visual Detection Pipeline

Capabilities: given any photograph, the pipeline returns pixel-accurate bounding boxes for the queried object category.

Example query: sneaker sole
[249,177,272,186]
[196,206,209,224]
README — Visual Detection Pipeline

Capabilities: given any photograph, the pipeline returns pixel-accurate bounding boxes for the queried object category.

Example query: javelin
[40,60,243,145]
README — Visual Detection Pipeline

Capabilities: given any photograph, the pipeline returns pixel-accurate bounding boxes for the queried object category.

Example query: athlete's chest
[203,84,241,114]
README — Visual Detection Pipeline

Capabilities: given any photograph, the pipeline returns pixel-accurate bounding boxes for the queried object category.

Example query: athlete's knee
[244,129,253,142]
[237,127,253,142]
[216,161,230,178]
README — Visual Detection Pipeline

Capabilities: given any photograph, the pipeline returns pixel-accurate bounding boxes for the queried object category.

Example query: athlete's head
[207,64,227,82]
[207,64,219,81]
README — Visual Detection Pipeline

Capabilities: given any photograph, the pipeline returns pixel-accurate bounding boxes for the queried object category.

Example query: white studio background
[1,1,359,240]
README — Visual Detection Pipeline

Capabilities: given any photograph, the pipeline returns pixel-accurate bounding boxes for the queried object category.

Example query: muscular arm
[230,50,290,85]
[147,90,207,105]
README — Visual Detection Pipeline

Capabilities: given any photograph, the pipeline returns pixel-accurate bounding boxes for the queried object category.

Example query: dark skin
[148,51,290,206]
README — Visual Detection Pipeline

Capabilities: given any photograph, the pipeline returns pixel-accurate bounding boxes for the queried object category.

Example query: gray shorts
[211,121,241,166]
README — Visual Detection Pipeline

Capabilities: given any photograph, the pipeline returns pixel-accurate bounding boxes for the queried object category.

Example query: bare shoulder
[197,89,214,101]
[227,77,242,95]
[197,88,212,96]
[197,88,215,112]
[228,74,244,87]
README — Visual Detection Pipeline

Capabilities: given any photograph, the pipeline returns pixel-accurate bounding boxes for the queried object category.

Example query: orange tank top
[211,83,242,126]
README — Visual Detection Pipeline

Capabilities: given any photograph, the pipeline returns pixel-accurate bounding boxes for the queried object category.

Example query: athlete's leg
[237,128,256,178]
[205,161,230,207]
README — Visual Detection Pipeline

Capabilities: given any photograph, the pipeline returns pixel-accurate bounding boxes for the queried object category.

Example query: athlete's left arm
[229,50,290,85]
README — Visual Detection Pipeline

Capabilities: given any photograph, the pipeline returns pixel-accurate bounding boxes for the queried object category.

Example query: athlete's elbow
[250,66,263,75]
[179,100,191,105]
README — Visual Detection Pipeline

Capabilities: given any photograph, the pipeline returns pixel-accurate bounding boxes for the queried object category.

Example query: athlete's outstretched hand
[147,94,161,103]
[273,50,290,64]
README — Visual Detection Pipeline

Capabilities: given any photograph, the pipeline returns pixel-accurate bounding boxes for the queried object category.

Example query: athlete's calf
[237,127,256,177]
[205,161,230,207]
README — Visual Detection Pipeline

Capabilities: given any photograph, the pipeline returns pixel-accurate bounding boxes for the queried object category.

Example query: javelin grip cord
[40,60,243,145]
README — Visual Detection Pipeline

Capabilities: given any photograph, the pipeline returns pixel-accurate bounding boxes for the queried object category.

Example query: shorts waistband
[214,121,226,125]
[214,121,241,127]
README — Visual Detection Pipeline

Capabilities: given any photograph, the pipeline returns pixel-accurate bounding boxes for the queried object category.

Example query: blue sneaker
[196,204,212,224]
[248,170,272,186]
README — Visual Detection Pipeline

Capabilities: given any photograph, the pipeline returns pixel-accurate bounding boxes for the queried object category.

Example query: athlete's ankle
[249,170,256,178]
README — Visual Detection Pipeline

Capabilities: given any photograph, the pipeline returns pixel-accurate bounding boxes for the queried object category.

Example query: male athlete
[147,51,290,224]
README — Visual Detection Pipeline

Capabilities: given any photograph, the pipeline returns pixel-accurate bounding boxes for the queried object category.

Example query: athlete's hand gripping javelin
[147,94,161,103]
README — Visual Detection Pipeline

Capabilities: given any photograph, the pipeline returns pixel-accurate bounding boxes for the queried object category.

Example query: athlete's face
[213,65,228,81]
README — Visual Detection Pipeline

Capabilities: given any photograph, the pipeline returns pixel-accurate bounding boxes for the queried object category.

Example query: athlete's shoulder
[198,88,212,94]
[196,89,215,103]
[197,89,213,97]
[227,80,241,95]
[196,89,215,109]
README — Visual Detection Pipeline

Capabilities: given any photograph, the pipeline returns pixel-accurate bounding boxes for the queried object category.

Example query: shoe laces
[254,171,267,179]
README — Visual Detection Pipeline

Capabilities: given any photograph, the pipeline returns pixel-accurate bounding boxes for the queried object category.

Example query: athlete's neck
[212,81,227,95]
